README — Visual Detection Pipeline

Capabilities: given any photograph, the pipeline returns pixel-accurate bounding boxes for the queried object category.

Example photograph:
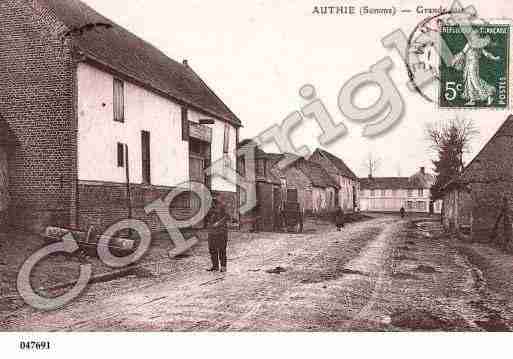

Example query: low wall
[78,181,197,234]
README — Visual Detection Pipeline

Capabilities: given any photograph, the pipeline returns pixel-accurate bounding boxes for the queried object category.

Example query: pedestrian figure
[400,206,406,218]
[206,197,229,273]
[335,208,345,231]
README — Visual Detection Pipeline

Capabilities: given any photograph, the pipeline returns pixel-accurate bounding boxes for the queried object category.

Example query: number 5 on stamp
[439,23,511,109]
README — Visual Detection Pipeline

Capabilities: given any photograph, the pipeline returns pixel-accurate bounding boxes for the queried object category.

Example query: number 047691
[19,341,51,350]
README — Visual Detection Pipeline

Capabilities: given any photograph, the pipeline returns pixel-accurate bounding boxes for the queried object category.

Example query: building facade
[279,154,339,215]
[359,168,442,213]
[309,148,360,212]
[0,0,241,233]
[237,143,340,231]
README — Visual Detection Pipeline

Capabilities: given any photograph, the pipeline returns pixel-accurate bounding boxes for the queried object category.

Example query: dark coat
[335,209,345,226]
[206,203,228,240]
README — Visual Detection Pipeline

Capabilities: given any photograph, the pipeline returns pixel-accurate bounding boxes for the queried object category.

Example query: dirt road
[2,215,510,331]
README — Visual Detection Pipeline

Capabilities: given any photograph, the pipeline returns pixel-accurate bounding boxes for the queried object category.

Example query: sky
[82,0,513,177]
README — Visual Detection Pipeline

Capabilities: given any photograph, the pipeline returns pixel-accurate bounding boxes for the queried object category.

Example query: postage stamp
[439,23,510,109]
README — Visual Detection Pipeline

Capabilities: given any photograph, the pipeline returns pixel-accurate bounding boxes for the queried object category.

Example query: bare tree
[362,152,381,178]
[425,117,479,199]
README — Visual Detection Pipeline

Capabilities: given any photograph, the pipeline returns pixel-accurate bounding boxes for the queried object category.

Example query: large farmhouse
[359,168,442,213]
[0,0,241,233]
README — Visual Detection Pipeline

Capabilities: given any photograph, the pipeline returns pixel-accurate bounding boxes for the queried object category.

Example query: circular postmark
[406,8,489,103]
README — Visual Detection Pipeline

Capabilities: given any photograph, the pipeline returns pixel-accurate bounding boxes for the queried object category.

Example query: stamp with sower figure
[439,23,510,109]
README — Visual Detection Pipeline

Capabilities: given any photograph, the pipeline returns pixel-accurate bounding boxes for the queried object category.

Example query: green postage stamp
[439,23,511,109]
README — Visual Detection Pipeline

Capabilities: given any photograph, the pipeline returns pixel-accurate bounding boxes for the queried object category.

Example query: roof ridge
[316,148,357,179]
[34,0,241,127]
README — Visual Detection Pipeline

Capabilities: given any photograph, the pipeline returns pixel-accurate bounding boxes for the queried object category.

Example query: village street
[2,214,513,331]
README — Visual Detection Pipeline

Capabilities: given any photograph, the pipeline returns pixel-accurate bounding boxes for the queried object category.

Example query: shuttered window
[181,106,189,141]
[223,123,230,153]
[113,78,124,122]
[141,131,151,184]
[117,142,124,167]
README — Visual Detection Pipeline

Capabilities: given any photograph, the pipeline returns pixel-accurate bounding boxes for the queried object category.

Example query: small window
[418,189,424,197]
[117,143,124,167]
[181,106,189,141]
[238,156,246,177]
[381,189,386,197]
[113,79,124,122]
[223,124,230,153]
[141,131,151,184]
[256,159,266,177]
[370,189,375,197]
[407,189,413,197]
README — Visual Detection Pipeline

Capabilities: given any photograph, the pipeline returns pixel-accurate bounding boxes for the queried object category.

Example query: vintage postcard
[1,0,513,358]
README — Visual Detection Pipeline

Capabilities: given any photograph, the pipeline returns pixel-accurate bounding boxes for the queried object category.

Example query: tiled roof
[298,159,340,189]
[459,114,513,183]
[360,171,435,190]
[35,0,240,126]
[313,149,357,180]
[360,177,412,190]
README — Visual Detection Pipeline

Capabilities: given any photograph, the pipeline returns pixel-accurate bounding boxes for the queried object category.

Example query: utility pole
[125,144,132,232]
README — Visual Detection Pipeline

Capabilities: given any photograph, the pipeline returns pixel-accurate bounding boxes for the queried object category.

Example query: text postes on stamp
[439,24,510,109]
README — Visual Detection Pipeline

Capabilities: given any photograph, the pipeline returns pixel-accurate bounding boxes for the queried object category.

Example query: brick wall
[78,181,198,234]
[0,1,76,233]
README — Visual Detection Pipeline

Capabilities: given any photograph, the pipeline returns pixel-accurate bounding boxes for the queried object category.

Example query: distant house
[309,148,360,211]
[359,167,442,213]
[441,115,513,243]
[0,0,241,233]
[278,154,340,214]
[237,142,340,231]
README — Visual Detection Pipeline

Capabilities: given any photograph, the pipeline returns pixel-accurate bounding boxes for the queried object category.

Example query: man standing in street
[206,197,229,273]
[335,207,345,231]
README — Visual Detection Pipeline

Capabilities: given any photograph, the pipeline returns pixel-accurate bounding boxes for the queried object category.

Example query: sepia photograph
[1,0,513,357]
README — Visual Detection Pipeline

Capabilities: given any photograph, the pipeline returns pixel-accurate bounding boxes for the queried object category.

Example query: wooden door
[189,155,204,183]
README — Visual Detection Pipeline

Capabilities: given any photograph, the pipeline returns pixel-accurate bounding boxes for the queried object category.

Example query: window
[370,189,375,197]
[417,201,426,211]
[237,156,246,177]
[256,159,266,177]
[381,189,386,197]
[181,106,189,141]
[141,131,151,184]
[113,78,124,122]
[407,189,413,197]
[392,189,397,197]
[418,188,424,197]
[117,143,125,167]
[223,124,230,153]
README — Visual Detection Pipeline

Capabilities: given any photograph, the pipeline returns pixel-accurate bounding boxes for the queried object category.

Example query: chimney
[368,174,372,179]
[420,167,425,174]
[182,59,188,66]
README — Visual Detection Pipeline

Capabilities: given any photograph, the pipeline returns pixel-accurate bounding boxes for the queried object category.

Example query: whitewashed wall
[77,63,237,193]
[359,188,433,213]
